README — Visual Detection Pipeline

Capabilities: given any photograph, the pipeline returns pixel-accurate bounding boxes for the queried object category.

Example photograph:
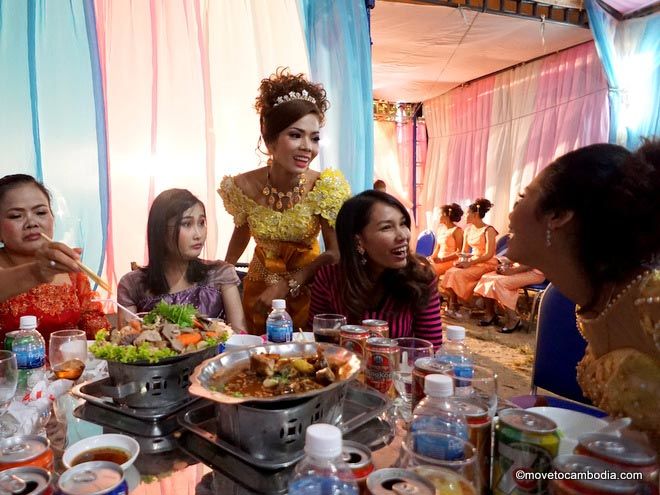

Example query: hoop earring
[545,227,552,248]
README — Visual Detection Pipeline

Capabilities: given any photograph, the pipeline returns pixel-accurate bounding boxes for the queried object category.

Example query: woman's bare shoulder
[234,168,268,198]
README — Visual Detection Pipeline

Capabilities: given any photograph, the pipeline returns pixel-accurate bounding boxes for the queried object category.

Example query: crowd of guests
[0,68,657,445]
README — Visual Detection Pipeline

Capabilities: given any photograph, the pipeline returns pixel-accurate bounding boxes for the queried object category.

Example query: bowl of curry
[189,342,362,404]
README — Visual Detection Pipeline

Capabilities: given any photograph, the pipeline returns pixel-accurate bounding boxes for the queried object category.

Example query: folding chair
[415,230,436,257]
[509,283,607,417]
[520,280,549,333]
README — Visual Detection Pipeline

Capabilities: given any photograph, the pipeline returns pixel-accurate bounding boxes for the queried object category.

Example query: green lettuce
[142,301,197,327]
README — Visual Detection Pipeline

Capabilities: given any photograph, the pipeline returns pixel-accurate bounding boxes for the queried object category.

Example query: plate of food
[189,342,362,404]
[90,301,234,364]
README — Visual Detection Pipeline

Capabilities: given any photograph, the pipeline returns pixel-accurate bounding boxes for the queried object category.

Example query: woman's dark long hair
[537,141,659,290]
[145,189,214,295]
[336,190,435,321]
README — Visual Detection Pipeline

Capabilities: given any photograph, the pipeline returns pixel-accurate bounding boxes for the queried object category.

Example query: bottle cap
[424,374,453,397]
[445,325,465,341]
[272,299,286,310]
[19,315,38,330]
[304,423,342,458]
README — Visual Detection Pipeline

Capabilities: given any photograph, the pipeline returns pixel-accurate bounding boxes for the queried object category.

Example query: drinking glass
[442,364,498,419]
[0,350,19,438]
[393,337,434,422]
[401,431,480,492]
[49,330,87,381]
[312,314,346,345]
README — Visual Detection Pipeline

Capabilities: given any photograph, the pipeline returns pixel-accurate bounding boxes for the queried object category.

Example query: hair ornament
[274,89,317,107]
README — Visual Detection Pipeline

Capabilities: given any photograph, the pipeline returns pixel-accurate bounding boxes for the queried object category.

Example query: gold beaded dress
[576,265,660,449]
[219,169,350,333]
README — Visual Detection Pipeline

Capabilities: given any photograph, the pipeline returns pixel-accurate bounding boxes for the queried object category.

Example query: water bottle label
[13,344,46,369]
[289,475,358,495]
[412,431,466,461]
[267,321,293,343]
[436,355,473,386]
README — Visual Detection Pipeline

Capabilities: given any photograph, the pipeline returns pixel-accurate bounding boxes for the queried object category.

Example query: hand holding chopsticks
[39,233,112,292]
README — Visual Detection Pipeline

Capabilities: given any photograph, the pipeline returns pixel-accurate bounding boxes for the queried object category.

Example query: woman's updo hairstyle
[0,174,52,209]
[441,203,463,223]
[468,198,493,219]
[255,67,329,146]
[536,141,659,288]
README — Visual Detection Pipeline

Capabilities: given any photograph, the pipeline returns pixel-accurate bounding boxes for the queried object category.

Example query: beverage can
[366,468,435,495]
[361,320,389,339]
[550,454,639,495]
[364,338,398,394]
[58,461,128,495]
[411,357,451,410]
[0,435,54,472]
[3,330,20,351]
[410,465,477,495]
[574,433,657,491]
[342,441,374,494]
[492,409,560,495]
[453,398,491,495]
[0,466,53,495]
[340,325,370,357]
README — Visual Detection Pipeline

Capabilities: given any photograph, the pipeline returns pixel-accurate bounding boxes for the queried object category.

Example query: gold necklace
[261,169,306,211]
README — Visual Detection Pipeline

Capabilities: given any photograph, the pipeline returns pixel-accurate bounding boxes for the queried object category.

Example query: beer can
[453,398,492,495]
[340,325,371,357]
[58,461,128,495]
[0,466,53,494]
[364,338,398,394]
[366,468,435,495]
[411,357,451,410]
[3,330,19,351]
[361,320,389,339]
[549,454,639,495]
[492,409,559,495]
[342,441,374,494]
[0,435,54,472]
[574,433,657,492]
[411,465,477,495]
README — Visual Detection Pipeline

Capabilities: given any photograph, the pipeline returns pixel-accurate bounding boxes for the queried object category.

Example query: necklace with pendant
[261,168,306,211]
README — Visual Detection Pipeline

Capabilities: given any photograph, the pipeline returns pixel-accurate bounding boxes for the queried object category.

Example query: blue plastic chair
[415,230,436,257]
[510,283,607,417]
[495,234,510,257]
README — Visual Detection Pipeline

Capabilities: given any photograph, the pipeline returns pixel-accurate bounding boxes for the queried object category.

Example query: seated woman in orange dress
[0,175,109,344]
[474,263,545,332]
[430,203,464,276]
[440,198,497,318]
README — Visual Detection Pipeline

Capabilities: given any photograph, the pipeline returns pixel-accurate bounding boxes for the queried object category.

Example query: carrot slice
[177,333,202,346]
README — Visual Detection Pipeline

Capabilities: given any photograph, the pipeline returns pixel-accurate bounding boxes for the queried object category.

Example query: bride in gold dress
[219,69,350,334]
[507,141,659,449]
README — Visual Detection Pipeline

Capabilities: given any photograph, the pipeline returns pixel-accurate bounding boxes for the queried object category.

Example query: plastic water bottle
[266,299,293,343]
[436,325,474,388]
[12,315,46,397]
[288,424,359,495]
[410,374,469,460]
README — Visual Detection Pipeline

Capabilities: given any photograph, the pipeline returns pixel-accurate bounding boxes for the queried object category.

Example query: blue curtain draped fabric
[0,0,108,281]
[586,0,660,148]
[299,0,374,193]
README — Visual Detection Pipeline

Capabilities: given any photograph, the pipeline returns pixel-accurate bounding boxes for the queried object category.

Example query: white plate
[527,406,608,455]
[63,433,140,471]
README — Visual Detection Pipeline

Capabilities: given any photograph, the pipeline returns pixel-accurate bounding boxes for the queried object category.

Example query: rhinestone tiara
[274,89,316,107]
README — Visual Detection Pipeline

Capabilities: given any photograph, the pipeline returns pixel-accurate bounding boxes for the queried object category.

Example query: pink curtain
[421,42,609,234]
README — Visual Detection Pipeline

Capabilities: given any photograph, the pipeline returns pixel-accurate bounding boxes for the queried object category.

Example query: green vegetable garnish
[142,301,197,327]
[89,340,178,363]
[232,392,244,398]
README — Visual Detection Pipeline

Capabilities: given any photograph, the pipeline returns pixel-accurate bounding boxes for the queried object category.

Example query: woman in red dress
[0,175,109,344]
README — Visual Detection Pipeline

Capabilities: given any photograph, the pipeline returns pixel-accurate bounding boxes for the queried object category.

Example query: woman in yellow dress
[219,69,350,334]
[507,141,659,448]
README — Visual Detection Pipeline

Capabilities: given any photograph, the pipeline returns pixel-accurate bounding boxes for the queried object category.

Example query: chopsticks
[39,233,112,293]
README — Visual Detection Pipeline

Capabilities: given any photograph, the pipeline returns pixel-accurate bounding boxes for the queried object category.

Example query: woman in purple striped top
[309,191,443,346]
